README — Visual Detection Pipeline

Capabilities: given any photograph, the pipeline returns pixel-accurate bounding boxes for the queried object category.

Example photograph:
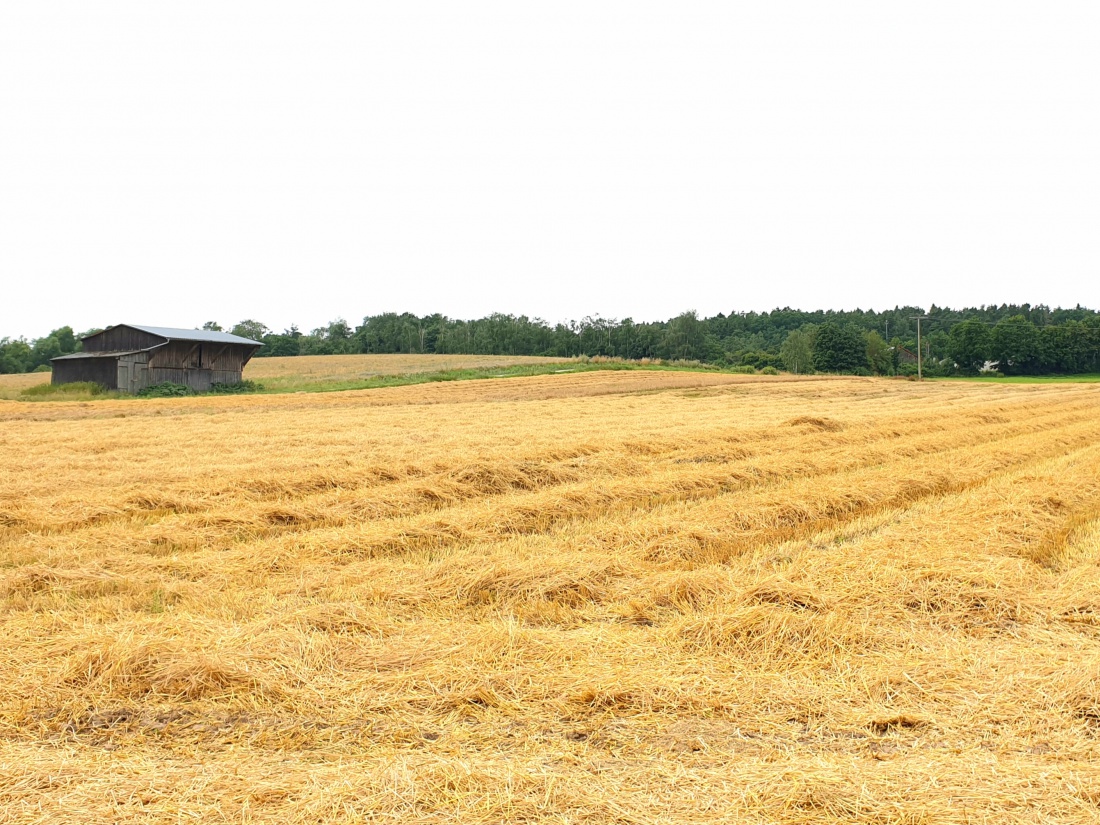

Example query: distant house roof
[89,325,263,346]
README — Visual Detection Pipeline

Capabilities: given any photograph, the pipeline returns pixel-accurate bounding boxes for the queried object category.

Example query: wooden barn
[51,325,263,393]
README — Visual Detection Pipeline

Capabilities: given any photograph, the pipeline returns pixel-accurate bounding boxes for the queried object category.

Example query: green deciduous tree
[231,320,270,342]
[947,319,993,374]
[991,315,1042,375]
[780,328,814,373]
[664,311,711,361]
[51,326,77,353]
[262,333,301,357]
[864,330,892,375]
[812,322,866,373]
[29,335,62,368]
[0,338,33,374]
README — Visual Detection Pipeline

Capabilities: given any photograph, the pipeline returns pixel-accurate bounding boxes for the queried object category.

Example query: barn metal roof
[102,325,263,346]
[52,350,144,361]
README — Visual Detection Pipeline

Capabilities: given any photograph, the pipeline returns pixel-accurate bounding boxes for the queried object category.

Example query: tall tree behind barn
[50,325,263,393]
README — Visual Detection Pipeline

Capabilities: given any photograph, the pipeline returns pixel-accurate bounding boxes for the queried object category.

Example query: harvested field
[2,372,1100,823]
[0,353,571,399]
[0,371,52,399]
[242,353,571,388]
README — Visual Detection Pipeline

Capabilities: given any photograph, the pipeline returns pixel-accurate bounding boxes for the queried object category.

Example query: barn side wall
[51,357,119,389]
[117,353,150,394]
[146,368,242,392]
[147,341,254,373]
[81,326,165,353]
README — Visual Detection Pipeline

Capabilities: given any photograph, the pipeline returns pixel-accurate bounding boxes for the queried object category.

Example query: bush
[33,364,52,373]
[728,365,756,374]
[759,366,780,375]
[137,382,193,398]
[208,380,263,394]
[924,360,954,378]
[21,381,106,397]
[739,350,783,370]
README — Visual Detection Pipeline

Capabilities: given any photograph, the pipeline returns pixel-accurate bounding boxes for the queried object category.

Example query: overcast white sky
[2,2,1098,340]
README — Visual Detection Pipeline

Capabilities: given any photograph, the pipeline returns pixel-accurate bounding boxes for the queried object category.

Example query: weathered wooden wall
[117,353,150,394]
[147,342,251,373]
[144,342,253,390]
[51,356,120,388]
[147,368,241,392]
[82,327,165,353]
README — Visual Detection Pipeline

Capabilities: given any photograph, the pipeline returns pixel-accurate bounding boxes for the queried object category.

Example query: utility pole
[910,315,929,379]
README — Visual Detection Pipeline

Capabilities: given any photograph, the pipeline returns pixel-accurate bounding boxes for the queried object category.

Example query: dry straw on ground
[0,353,569,398]
[0,371,53,398]
[243,353,570,387]
[2,369,1100,823]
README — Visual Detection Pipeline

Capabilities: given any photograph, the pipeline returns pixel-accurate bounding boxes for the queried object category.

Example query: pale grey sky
[2,2,1098,340]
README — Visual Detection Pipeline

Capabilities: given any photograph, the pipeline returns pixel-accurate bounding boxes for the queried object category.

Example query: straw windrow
[2,372,1100,822]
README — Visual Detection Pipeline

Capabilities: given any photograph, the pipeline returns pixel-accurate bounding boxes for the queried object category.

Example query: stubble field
[242,353,572,391]
[2,370,1100,823]
[0,353,571,399]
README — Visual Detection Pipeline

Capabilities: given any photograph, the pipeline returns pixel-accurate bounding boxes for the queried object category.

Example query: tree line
[4,304,1100,376]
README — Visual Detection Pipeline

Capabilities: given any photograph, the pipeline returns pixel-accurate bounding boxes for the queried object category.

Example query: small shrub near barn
[137,382,194,398]
[208,380,263,394]
[137,380,264,398]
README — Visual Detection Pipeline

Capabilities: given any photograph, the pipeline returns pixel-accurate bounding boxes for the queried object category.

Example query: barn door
[117,361,130,392]
[133,361,147,391]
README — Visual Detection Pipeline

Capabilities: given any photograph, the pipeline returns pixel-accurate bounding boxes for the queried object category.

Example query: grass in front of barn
[3,372,1100,822]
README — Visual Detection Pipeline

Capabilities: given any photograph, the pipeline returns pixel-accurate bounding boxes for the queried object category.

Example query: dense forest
[4,304,1100,377]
